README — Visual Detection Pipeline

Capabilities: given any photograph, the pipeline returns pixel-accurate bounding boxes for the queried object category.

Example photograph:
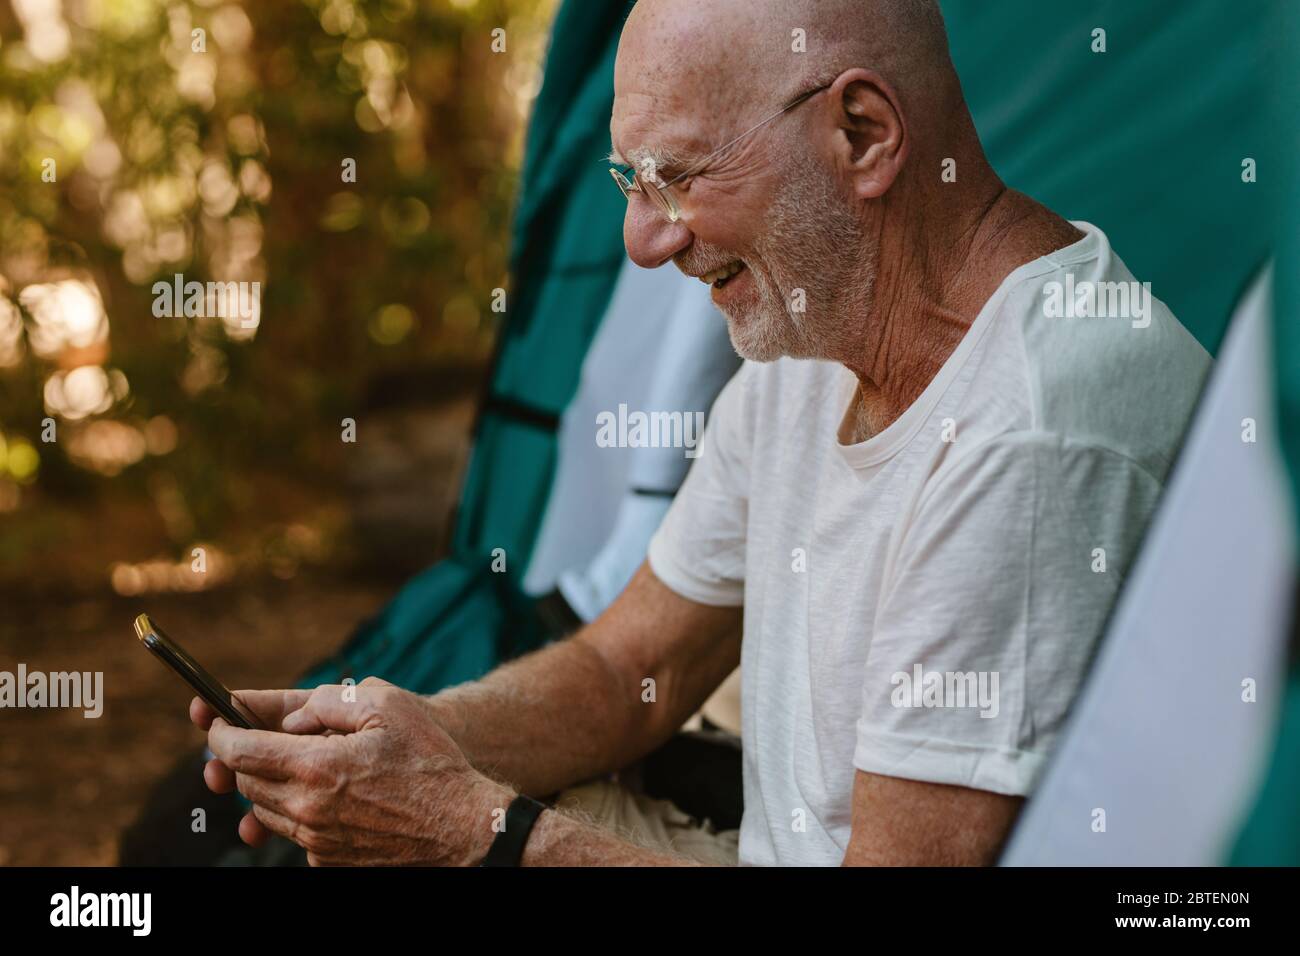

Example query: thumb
[281,684,377,734]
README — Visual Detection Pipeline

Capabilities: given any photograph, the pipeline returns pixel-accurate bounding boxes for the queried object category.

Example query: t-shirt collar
[833,222,1100,471]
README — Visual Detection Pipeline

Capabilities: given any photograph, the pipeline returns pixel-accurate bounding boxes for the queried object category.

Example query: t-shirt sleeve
[646,363,754,607]
[853,432,1162,795]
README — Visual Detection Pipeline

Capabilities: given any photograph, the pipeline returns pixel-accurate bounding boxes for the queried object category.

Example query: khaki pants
[554,779,739,865]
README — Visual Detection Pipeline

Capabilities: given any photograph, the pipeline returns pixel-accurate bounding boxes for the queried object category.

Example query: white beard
[722,162,874,364]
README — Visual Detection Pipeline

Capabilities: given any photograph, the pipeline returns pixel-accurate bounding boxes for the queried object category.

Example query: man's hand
[191,687,314,847]
[192,678,511,866]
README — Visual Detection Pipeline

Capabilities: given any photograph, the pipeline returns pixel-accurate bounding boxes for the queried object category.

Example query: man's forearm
[427,634,647,796]
[425,565,743,798]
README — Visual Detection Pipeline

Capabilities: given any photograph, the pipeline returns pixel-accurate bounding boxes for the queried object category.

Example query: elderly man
[194,0,1209,866]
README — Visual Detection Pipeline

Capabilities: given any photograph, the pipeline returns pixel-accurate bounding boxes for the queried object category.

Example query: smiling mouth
[700,261,746,289]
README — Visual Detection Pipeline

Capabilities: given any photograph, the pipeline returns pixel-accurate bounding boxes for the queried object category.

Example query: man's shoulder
[988,222,1211,480]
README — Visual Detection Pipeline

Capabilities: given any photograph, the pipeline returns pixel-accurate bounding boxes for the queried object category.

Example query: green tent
[298,0,635,693]
[942,0,1277,353]
[1227,0,1299,867]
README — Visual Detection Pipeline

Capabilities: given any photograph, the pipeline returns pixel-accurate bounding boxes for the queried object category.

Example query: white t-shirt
[647,222,1211,866]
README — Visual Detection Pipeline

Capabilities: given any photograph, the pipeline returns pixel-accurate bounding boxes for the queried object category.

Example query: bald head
[614,0,959,165]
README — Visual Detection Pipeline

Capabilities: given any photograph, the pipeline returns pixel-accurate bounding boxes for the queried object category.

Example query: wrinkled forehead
[609,83,713,177]
[610,2,764,177]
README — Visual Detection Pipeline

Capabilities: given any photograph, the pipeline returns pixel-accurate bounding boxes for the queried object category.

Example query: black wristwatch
[478,794,549,867]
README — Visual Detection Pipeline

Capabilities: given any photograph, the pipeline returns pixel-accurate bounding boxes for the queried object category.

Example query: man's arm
[470,767,1021,867]
[842,771,1023,866]
[428,562,743,797]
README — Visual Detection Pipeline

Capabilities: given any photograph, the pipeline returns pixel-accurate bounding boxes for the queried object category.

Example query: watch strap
[479,794,548,867]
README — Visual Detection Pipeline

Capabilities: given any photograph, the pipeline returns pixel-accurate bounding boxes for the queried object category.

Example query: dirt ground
[0,577,393,866]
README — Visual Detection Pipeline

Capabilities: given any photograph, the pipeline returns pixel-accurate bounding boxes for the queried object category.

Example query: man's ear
[828,69,908,201]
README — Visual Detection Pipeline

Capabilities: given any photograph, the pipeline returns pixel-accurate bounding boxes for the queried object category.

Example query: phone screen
[133,613,265,730]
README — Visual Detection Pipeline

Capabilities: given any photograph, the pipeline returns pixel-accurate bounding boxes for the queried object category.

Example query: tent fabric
[1230,661,1300,865]
[1267,0,1300,545]
[942,0,1278,355]
[454,0,636,567]
[299,0,636,694]
[1227,0,1300,867]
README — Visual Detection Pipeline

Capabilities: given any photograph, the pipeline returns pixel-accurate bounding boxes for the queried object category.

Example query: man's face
[613,88,872,364]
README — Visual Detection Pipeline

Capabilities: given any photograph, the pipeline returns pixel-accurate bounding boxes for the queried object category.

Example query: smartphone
[134,612,265,730]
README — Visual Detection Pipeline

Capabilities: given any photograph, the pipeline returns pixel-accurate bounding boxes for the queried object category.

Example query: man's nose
[623,198,692,269]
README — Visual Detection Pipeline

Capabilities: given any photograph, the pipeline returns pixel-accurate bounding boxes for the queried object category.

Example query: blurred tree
[0,0,558,591]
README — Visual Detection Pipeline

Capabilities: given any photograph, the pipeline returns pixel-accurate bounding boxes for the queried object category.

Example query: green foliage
[0,0,557,585]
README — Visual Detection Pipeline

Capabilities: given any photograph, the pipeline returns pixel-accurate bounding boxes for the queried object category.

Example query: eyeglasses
[610,83,831,224]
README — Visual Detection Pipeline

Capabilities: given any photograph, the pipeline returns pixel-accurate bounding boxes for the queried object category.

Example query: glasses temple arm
[661,84,829,188]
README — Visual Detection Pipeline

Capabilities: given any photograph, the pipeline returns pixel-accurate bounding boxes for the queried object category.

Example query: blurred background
[0,0,557,864]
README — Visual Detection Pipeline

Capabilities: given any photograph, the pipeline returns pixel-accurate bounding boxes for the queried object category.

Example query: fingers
[233,771,297,819]
[204,757,236,794]
[192,689,313,734]
[190,695,217,730]
[248,795,340,866]
[239,809,273,848]
[249,803,304,847]
[207,717,327,780]
[281,683,389,735]
[229,688,314,732]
